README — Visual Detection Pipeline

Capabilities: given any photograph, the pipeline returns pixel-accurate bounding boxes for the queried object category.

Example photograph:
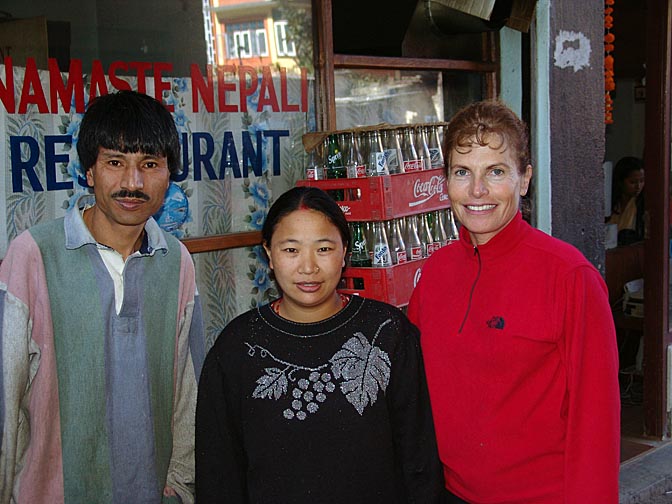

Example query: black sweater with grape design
[195,295,444,504]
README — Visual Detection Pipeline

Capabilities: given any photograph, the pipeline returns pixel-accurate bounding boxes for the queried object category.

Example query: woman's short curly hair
[444,100,530,175]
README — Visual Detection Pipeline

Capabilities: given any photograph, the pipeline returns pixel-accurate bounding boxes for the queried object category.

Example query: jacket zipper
[458,246,481,334]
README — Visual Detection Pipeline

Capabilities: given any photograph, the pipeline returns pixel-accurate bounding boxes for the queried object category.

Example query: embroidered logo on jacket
[486,316,505,329]
[247,319,392,420]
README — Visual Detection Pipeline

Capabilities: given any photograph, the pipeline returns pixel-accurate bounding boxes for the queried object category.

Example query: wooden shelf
[333,54,497,72]
[182,231,262,254]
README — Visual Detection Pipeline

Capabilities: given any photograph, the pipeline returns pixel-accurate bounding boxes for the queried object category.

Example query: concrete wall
[548,0,606,272]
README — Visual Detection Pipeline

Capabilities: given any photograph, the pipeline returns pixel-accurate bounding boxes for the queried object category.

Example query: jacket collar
[458,211,529,261]
[64,193,168,255]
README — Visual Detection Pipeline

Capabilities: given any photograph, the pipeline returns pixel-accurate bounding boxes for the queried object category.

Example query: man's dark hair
[77,90,181,175]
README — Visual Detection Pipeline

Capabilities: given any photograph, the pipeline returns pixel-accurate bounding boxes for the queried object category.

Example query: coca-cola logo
[413,267,422,287]
[338,204,351,214]
[409,246,423,261]
[409,175,446,207]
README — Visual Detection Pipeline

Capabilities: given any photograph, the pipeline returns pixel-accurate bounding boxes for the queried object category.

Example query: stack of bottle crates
[296,122,460,307]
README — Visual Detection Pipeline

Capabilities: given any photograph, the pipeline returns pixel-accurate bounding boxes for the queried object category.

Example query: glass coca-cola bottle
[357,131,370,176]
[344,131,366,179]
[342,131,364,200]
[400,127,422,173]
[389,218,407,264]
[415,126,432,171]
[405,215,423,261]
[304,145,324,180]
[419,213,434,257]
[446,207,460,243]
[433,209,448,248]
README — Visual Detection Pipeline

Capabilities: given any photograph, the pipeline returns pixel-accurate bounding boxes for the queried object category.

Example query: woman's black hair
[610,156,645,245]
[262,187,350,248]
[611,156,644,213]
[77,90,181,175]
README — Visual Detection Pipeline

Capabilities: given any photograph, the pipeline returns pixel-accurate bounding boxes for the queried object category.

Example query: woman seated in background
[195,186,444,504]
[608,156,645,245]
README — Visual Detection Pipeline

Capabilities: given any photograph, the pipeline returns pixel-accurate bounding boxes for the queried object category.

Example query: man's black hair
[76,90,181,176]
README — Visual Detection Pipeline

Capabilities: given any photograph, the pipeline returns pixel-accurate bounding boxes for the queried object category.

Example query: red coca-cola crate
[339,258,427,307]
[296,169,450,221]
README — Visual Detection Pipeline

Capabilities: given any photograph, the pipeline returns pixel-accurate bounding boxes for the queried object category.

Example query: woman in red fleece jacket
[408,100,620,504]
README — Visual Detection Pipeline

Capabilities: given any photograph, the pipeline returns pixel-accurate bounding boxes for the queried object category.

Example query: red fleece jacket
[408,212,620,504]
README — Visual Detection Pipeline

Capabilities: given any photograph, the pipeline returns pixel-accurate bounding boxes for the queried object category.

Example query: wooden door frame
[643,0,672,438]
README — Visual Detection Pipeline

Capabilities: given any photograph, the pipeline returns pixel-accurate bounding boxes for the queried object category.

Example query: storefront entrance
[606,0,672,445]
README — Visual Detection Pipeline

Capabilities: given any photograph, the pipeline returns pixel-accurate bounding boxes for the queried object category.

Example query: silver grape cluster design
[246,319,393,421]
[284,371,337,420]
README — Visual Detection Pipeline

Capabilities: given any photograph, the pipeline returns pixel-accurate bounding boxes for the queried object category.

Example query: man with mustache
[0,90,205,504]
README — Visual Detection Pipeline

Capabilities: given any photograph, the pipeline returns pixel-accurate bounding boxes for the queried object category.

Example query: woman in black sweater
[195,186,443,503]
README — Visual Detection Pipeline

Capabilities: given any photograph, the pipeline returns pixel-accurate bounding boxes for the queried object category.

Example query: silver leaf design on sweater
[252,367,288,400]
[330,329,391,415]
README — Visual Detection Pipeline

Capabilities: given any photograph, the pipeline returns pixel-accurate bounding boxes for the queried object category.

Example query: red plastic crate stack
[339,260,428,307]
[297,169,450,307]
[297,168,449,220]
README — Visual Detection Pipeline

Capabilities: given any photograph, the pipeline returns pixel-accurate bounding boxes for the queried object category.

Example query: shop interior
[603,0,668,461]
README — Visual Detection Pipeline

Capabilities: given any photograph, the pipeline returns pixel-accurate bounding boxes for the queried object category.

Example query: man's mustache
[111,190,150,201]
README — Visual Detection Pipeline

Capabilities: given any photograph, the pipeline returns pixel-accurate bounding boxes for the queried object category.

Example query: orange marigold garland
[605,0,615,124]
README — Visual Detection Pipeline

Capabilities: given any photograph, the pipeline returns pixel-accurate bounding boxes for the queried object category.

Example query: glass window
[334,69,483,129]
[232,29,252,58]
[0,0,315,333]
[274,21,296,57]
[256,28,269,57]
[226,21,269,59]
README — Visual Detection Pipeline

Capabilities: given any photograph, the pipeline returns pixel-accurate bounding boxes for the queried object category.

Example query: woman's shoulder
[357,297,403,318]
[524,226,600,274]
[355,298,418,336]
[209,307,265,353]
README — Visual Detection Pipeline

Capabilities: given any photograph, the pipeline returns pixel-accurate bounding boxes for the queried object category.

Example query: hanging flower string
[604,0,615,124]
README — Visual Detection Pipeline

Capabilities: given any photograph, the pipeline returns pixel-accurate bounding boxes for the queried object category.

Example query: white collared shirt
[81,204,142,314]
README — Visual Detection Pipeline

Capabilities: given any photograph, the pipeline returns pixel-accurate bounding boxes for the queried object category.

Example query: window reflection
[1,0,315,341]
[1,1,208,74]
[1,1,313,74]
[210,0,312,71]
[334,69,482,129]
